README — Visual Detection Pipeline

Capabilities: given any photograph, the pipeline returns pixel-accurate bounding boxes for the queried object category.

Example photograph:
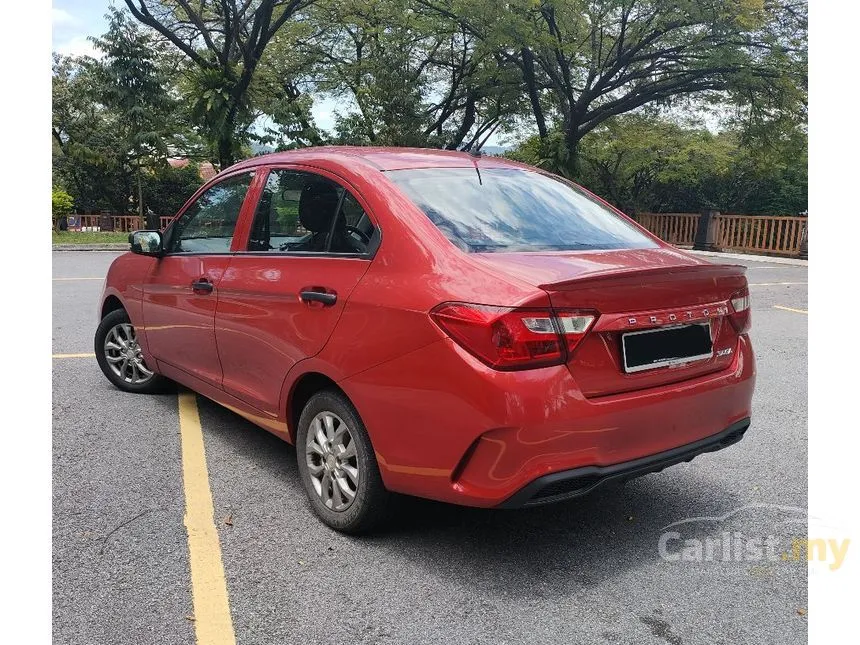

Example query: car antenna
[465,146,483,184]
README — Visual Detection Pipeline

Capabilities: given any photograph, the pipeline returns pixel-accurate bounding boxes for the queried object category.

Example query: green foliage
[185,66,254,164]
[317,0,438,145]
[300,0,524,150]
[274,203,300,231]
[255,18,326,149]
[505,131,575,178]
[53,0,807,218]
[438,0,807,173]
[509,113,807,215]
[90,7,182,218]
[122,1,311,168]
[52,187,74,218]
[142,163,203,216]
[52,8,186,213]
[52,53,134,212]
[90,8,176,162]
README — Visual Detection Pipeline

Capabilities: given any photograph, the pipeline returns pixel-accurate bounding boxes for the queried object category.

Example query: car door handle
[191,278,214,294]
[300,290,337,306]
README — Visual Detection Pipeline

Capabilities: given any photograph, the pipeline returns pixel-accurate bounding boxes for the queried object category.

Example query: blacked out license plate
[622,323,713,373]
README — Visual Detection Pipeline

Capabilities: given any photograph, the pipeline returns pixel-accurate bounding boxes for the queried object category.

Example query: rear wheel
[94,308,170,394]
[296,390,390,533]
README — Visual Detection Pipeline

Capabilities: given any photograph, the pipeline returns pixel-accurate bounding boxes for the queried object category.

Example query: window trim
[323,189,348,253]
[233,163,382,260]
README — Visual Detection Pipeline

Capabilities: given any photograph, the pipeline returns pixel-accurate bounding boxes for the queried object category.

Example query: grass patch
[52,231,131,245]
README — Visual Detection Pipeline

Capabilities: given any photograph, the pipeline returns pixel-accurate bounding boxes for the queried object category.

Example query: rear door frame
[212,162,382,416]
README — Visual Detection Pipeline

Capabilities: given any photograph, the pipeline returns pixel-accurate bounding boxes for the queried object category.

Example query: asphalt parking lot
[52,250,808,645]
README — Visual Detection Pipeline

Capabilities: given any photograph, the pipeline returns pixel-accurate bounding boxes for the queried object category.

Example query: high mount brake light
[430,303,596,371]
[729,288,752,334]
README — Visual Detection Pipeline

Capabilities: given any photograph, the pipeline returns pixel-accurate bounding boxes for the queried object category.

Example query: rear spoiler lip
[538,263,748,291]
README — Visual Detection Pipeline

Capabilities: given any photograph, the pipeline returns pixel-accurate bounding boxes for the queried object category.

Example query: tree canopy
[123,0,314,168]
[52,0,807,217]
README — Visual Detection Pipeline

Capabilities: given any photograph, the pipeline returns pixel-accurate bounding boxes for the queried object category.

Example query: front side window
[386,167,657,253]
[247,169,375,254]
[167,173,253,253]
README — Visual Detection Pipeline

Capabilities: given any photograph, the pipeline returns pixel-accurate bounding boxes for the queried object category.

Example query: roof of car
[226,146,525,173]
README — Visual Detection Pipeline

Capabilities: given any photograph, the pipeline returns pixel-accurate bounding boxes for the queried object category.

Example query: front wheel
[296,390,391,533]
[94,309,170,394]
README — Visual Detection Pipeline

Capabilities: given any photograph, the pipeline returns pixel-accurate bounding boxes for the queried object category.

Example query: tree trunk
[521,48,548,140]
[218,134,234,172]
[137,164,145,230]
[564,126,582,178]
[447,92,477,150]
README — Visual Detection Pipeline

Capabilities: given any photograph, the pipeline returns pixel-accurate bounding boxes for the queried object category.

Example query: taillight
[729,288,752,334]
[430,302,596,371]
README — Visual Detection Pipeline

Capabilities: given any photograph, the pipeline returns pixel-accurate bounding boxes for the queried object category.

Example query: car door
[214,166,379,416]
[142,171,256,387]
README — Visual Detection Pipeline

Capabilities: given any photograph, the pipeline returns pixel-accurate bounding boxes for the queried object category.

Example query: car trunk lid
[473,248,748,397]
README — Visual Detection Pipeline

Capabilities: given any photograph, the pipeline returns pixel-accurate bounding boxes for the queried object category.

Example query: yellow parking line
[178,392,236,645]
[52,353,95,359]
[774,305,808,315]
[53,277,103,281]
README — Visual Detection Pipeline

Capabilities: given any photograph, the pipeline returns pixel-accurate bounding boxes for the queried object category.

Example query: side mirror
[129,230,164,256]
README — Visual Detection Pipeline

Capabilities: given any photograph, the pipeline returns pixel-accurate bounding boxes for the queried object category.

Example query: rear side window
[248,170,320,251]
[247,169,376,254]
[386,167,656,253]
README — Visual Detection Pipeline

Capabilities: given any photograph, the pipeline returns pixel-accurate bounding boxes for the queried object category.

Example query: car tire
[94,308,171,394]
[296,389,391,534]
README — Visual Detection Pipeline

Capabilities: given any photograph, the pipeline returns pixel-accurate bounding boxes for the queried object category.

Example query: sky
[52,1,109,59]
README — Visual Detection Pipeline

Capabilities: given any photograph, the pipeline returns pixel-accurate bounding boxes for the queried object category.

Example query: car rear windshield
[386,167,657,253]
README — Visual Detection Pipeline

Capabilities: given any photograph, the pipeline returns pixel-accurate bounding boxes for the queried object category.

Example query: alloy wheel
[103,323,154,385]
[305,411,360,511]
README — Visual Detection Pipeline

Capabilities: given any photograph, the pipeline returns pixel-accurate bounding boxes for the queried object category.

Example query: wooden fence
[712,214,807,257]
[67,215,174,232]
[635,213,700,247]
[635,212,807,257]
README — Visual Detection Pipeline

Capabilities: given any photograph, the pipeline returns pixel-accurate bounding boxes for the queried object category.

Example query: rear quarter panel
[275,163,549,432]
[299,163,549,372]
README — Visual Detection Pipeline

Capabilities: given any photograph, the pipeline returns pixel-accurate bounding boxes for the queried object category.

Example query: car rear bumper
[497,417,750,508]
[340,333,755,508]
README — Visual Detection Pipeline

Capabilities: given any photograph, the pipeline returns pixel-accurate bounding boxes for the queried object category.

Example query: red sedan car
[95,147,755,533]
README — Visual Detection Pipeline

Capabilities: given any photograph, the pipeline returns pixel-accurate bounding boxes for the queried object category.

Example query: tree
[423,0,807,172]
[298,0,524,150]
[124,0,316,168]
[91,7,179,225]
[53,10,201,215]
[55,0,806,218]
[142,162,203,216]
[311,0,432,146]
[577,115,690,212]
[509,113,807,215]
[52,53,134,213]
[52,187,74,229]
[253,18,327,149]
